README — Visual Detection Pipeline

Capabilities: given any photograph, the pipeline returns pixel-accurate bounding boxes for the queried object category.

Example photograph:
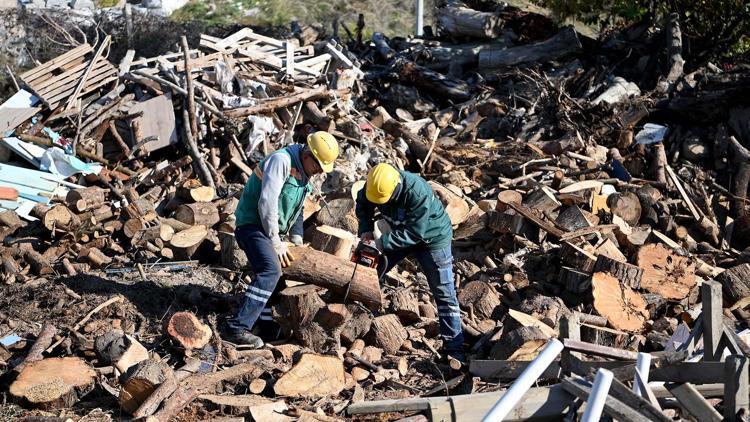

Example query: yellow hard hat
[307,131,339,173]
[366,163,401,204]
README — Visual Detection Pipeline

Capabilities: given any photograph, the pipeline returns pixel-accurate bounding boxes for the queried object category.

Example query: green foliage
[171,0,256,27]
[536,0,750,58]
[96,0,119,7]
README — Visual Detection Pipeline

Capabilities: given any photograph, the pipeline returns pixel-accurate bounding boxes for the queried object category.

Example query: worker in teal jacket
[356,163,465,361]
[226,132,340,347]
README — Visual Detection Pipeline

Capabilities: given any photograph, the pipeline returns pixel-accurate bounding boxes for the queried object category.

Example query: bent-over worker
[356,163,465,361]
[225,131,340,347]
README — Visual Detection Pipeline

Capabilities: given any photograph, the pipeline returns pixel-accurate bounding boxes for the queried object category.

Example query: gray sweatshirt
[257,144,308,244]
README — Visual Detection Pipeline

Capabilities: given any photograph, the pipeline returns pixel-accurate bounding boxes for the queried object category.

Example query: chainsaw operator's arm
[379,190,431,251]
[355,187,376,237]
[257,153,291,244]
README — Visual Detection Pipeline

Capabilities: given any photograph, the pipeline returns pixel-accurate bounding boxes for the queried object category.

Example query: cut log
[166,312,212,350]
[94,330,149,373]
[395,59,473,102]
[177,179,215,203]
[120,359,174,414]
[593,254,643,289]
[429,182,470,225]
[309,225,357,259]
[273,354,346,397]
[370,314,407,354]
[559,266,591,293]
[284,246,382,310]
[80,247,112,267]
[315,198,359,233]
[66,187,106,213]
[303,101,335,132]
[490,326,548,361]
[15,324,57,373]
[170,225,208,258]
[391,289,421,324]
[24,250,53,276]
[479,27,582,69]
[381,117,453,173]
[591,272,648,332]
[607,192,642,226]
[717,263,750,304]
[340,304,374,346]
[219,230,248,270]
[10,357,96,409]
[35,204,76,231]
[275,285,328,351]
[436,5,502,39]
[636,243,696,300]
[173,203,220,227]
[458,281,500,320]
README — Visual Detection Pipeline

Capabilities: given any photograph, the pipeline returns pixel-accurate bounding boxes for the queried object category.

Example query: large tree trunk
[436,5,502,39]
[479,27,582,69]
[395,59,473,102]
[285,246,383,310]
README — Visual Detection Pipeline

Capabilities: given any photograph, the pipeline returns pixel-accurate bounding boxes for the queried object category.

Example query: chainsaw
[344,239,387,302]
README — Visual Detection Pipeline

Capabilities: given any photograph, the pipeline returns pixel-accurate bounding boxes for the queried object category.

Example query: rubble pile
[1,2,750,421]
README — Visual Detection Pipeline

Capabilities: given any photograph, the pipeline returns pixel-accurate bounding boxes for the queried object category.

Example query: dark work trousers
[378,244,464,356]
[226,224,282,333]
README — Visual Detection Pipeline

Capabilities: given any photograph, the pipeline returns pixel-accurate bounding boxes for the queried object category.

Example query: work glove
[273,240,295,268]
[289,234,304,246]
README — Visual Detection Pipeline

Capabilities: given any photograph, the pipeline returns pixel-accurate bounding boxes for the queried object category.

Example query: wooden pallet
[200,29,330,80]
[19,43,118,110]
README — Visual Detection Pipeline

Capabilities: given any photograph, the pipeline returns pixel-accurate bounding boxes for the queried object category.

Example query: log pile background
[1,1,750,421]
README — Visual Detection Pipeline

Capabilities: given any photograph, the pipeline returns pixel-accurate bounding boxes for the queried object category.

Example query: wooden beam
[65,36,111,111]
[665,382,722,422]
[607,377,671,422]
[563,339,640,361]
[702,280,724,361]
[561,376,649,422]
[724,355,750,421]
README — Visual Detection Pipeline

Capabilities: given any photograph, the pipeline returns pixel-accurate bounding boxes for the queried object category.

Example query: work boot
[224,329,264,349]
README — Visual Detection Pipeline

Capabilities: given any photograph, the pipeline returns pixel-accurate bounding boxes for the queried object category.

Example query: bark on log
[657,13,685,93]
[717,263,750,304]
[119,359,174,414]
[24,250,53,276]
[166,312,212,350]
[429,181,470,225]
[636,243,696,300]
[591,272,648,333]
[593,254,643,289]
[10,357,96,409]
[391,289,421,324]
[436,5,502,39]
[275,285,328,352]
[284,246,383,310]
[303,101,335,132]
[177,179,215,203]
[66,187,106,213]
[309,225,357,259]
[381,118,453,173]
[729,136,750,217]
[273,354,346,397]
[370,314,407,354]
[607,192,642,226]
[395,59,472,102]
[490,326,547,361]
[340,304,373,346]
[479,27,582,69]
[315,198,359,233]
[15,324,57,373]
[173,203,220,227]
[458,281,500,320]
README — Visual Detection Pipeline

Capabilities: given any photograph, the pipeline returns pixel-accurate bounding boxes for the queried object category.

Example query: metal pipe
[482,338,564,421]
[633,352,652,396]
[581,368,614,422]
[415,0,424,36]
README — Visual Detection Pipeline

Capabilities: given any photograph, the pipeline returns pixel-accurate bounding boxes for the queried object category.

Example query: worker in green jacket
[356,163,465,361]
[226,131,340,348]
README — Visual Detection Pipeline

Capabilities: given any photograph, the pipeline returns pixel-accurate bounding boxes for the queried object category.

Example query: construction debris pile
[1,1,750,421]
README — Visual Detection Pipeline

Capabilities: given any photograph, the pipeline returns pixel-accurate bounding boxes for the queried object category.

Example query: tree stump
[275,285,335,353]
[119,359,174,414]
[593,254,643,289]
[636,243,696,300]
[309,225,357,259]
[273,354,346,397]
[370,314,407,354]
[10,357,96,409]
[391,289,421,324]
[166,312,212,350]
[219,230,248,270]
[591,272,648,332]
[173,203,219,227]
[458,281,500,320]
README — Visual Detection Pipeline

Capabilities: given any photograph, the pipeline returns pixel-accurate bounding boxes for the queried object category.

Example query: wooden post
[665,382,722,422]
[702,279,723,361]
[724,355,749,421]
[559,314,580,374]
[181,36,199,140]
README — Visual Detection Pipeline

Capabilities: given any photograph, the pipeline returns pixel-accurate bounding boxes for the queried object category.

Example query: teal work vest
[235,149,311,234]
